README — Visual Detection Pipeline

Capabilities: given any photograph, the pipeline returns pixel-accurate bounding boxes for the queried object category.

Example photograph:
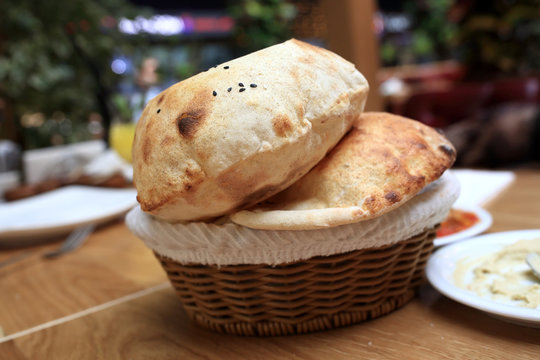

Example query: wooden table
[1,171,539,359]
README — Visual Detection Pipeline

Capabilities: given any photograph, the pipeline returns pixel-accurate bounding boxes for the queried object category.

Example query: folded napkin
[82,149,133,183]
[452,169,515,208]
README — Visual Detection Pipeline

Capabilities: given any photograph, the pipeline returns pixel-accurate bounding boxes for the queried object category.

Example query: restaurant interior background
[0,0,539,200]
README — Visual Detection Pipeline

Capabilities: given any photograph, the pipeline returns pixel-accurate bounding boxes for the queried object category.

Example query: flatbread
[132,39,369,221]
[230,112,456,230]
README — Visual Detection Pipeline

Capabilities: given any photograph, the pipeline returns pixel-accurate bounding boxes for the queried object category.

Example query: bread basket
[153,227,437,336]
[126,38,458,336]
[127,168,459,336]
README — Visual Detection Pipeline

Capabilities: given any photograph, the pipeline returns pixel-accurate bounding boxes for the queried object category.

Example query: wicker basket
[154,226,437,336]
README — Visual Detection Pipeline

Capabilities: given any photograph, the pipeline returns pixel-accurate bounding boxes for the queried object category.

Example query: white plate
[426,230,540,328]
[0,186,137,245]
[433,205,493,247]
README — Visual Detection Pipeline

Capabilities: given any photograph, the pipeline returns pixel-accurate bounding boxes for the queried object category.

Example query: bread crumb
[367,341,372,346]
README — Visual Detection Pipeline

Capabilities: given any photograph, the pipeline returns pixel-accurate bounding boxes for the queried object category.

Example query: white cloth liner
[126,171,460,266]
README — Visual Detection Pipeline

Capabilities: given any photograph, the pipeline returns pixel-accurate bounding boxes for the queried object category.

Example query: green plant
[228,0,297,54]
[455,0,540,78]
[379,0,458,66]
[0,0,150,149]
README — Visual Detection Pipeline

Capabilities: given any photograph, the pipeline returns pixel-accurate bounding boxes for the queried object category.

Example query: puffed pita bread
[132,39,369,221]
[230,112,456,230]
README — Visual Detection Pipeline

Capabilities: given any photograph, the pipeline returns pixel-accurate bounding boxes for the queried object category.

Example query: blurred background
[1,0,539,198]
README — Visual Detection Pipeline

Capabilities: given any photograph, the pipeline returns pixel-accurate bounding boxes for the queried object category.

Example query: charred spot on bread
[438,144,455,158]
[363,196,378,213]
[177,110,205,139]
[272,114,294,137]
[185,167,195,179]
[181,165,205,195]
[384,191,401,204]
[157,94,166,105]
[409,173,427,187]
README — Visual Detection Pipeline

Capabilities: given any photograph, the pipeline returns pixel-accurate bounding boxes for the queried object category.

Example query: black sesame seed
[239,88,246,92]
[224,66,229,69]
[250,83,257,88]
[212,90,217,96]
[157,109,161,113]
[238,82,244,87]
[227,87,232,92]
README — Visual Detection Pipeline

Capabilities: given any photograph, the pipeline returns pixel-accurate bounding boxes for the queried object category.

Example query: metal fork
[43,224,95,259]
[0,224,96,269]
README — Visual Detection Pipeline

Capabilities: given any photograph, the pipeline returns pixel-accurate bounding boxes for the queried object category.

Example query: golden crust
[230,112,456,230]
[132,39,369,221]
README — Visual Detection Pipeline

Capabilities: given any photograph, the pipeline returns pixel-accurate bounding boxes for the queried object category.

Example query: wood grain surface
[0,220,167,336]
[3,286,539,360]
[1,171,540,359]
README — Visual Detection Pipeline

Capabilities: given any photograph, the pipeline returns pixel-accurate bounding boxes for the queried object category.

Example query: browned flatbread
[230,112,456,230]
[132,39,369,221]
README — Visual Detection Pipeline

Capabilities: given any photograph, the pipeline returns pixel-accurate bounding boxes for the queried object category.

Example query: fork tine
[44,224,95,258]
[63,224,94,251]
[57,226,86,252]
[0,224,97,268]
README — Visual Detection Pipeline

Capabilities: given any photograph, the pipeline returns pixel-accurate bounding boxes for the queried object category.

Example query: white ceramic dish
[433,205,493,247]
[0,186,137,245]
[426,229,540,328]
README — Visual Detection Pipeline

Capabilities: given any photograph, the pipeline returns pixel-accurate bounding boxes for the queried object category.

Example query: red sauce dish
[437,208,481,238]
